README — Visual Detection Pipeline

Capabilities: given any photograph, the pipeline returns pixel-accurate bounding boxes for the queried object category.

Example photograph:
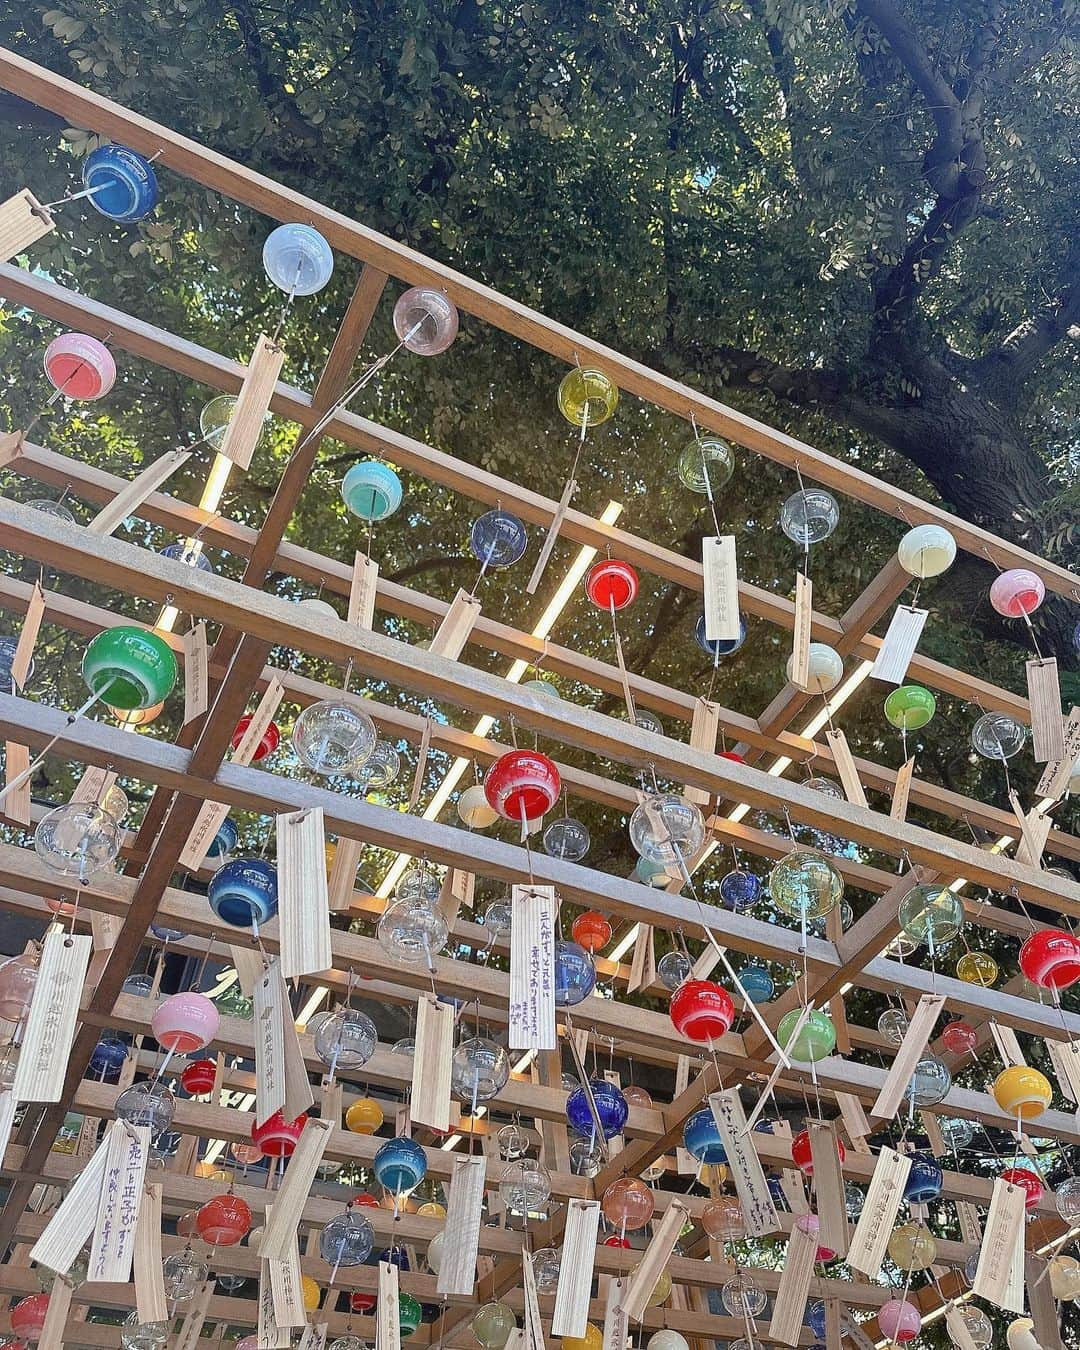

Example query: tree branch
[972,240,1080,387]
[229,1,321,144]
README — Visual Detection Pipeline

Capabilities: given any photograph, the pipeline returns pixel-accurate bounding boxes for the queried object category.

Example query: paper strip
[348,552,379,631]
[428,588,481,660]
[182,622,209,724]
[1027,657,1065,762]
[847,1147,911,1279]
[552,1199,604,1336]
[13,931,93,1102]
[869,994,945,1120]
[973,1177,1025,1312]
[87,448,193,536]
[278,806,332,978]
[703,535,740,641]
[508,884,557,1050]
[791,573,812,690]
[708,1090,780,1237]
[871,606,928,685]
[411,993,454,1131]
[0,190,55,262]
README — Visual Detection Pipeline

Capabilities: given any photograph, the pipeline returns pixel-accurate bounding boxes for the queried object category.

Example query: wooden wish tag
[259,1257,291,1350]
[89,1120,151,1283]
[0,189,55,262]
[230,944,264,998]
[601,1276,629,1350]
[522,1248,547,1350]
[134,1183,167,1324]
[955,1199,982,1247]
[11,580,44,692]
[809,1120,849,1257]
[767,1219,817,1347]
[1037,705,1080,800]
[182,621,209,724]
[411,993,454,1131]
[259,958,314,1123]
[297,1326,329,1350]
[823,1297,843,1350]
[1027,657,1065,762]
[429,588,481,660]
[328,836,363,912]
[1008,790,1052,869]
[685,699,720,807]
[836,1093,872,1155]
[258,1119,332,1260]
[847,1147,911,1279]
[234,679,286,765]
[175,1281,214,1350]
[707,1090,780,1237]
[31,1131,110,1273]
[69,764,117,805]
[890,756,915,823]
[620,1200,688,1323]
[179,800,232,872]
[919,1110,946,1158]
[437,1155,486,1297]
[4,741,30,826]
[0,1089,17,1169]
[702,536,740,641]
[377,1260,401,1350]
[989,1022,1026,1069]
[0,430,23,467]
[790,572,812,690]
[869,993,945,1121]
[13,931,93,1103]
[551,1199,603,1336]
[509,884,557,1050]
[626,923,656,994]
[871,605,928,685]
[270,1229,307,1327]
[278,807,332,978]
[1046,1038,1080,1102]
[87,447,193,536]
[37,1272,72,1350]
[825,728,868,808]
[348,551,380,632]
[1025,1254,1066,1350]
[973,1177,1026,1313]
[218,333,284,470]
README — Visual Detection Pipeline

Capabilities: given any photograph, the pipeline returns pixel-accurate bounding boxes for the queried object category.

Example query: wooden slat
[12,931,93,1102]
[508,884,557,1050]
[870,606,927,685]
[182,621,209,723]
[620,1201,687,1323]
[869,994,945,1121]
[377,1260,400,1350]
[791,573,812,689]
[767,1219,817,1347]
[972,1177,1025,1312]
[0,189,54,262]
[411,993,454,1131]
[825,729,868,809]
[11,580,44,692]
[846,1148,911,1279]
[708,1090,780,1237]
[38,1271,72,1350]
[1037,705,1080,799]
[88,1121,150,1283]
[328,836,363,912]
[702,536,740,641]
[1026,657,1065,762]
[808,1121,848,1258]
[685,700,720,807]
[889,756,915,822]
[218,334,284,470]
[428,588,481,660]
[551,1200,602,1336]
[133,1183,167,1324]
[277,806,332,978]
[436,1156,486,1297]
[348,552,380,631]
[4,741,30,826]
[257,1119,333,1260]
[86,448,192,536]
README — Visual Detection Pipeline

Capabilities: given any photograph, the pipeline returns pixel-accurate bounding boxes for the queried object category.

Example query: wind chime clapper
[525,362,619,596]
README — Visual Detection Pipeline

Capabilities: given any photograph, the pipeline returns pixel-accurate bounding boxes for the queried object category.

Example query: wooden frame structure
[0,45,1077,1350]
